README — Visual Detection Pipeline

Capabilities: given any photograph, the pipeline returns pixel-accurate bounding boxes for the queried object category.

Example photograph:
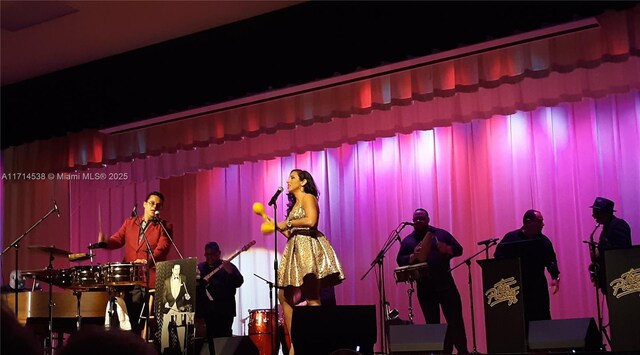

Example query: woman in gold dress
[266,169,345,355]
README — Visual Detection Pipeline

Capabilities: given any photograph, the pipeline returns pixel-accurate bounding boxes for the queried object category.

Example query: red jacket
[106,217,173,288]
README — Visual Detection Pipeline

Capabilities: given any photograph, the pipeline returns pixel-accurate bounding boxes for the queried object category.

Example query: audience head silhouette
[59,325,158,355]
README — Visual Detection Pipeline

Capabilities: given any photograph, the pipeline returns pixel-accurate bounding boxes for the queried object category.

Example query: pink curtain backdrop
[3,5,639,174]
[3,91,638,352]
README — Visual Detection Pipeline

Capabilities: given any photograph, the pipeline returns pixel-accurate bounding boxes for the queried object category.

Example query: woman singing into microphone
[266,169,345,355]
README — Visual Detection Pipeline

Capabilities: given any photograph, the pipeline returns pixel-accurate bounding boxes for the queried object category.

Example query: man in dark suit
[163,263,192,313]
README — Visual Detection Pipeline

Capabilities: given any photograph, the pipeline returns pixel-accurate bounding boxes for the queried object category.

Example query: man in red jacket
[99,191,173,335]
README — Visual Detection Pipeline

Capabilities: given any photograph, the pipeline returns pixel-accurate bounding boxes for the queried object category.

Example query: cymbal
[28,245,72,256]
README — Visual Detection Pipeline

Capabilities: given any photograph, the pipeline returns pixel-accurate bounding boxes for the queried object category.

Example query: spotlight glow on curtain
[152,91,638,350]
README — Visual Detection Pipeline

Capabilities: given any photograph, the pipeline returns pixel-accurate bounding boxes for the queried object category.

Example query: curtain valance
[3,6,639,176]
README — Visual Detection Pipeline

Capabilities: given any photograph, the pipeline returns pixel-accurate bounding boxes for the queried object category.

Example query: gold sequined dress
[277,206,345,288]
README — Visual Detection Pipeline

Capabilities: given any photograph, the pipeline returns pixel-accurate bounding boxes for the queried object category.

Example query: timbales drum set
[22,245,148,333]
[23,245,147,290]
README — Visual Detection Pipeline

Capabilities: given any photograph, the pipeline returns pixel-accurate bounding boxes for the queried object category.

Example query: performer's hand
[184,294,191,301]
[265,216,282,230]
[550,278,560,294]
[222,260,233,274]
[134,258,148,264]
[436,241,451,256]
[164,302,170,308]
[277,221,288,232]
[98,231,106,243]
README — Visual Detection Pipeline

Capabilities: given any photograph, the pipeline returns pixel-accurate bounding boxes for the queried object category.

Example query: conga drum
[248,309,277,355]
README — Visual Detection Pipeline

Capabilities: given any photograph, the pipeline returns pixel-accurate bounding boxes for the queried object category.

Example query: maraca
[252,202,268,221]
[253,202,275,234]
[261,222,275,234]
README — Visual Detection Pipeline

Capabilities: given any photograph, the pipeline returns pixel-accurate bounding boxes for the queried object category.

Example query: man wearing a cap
[589,197,632,293]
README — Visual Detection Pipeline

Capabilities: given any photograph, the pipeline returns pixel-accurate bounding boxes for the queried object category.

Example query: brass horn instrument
[587,223,601,283]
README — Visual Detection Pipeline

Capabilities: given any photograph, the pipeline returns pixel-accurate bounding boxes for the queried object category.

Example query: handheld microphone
[477,237,499,246]
[131,204,138,218]
[268,187,284,206]
[53,201,60,218]
[401,221,414,226]
[88,242,108,249]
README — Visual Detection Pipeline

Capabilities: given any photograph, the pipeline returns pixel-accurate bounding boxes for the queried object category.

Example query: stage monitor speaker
[212,336,259,355]
[291,305,376,355]
[190,337,207,355]
[528,318,600,351]
[389,324,447,354]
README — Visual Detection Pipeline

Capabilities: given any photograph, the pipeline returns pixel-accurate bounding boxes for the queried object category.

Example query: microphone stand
[139,216,158,344]
[449,239,498,355]
[157,217,184,260]
[361,223,408,354]
[1,202,58,320]
[253,273,280,353]
[270,201,280,355]
[254,273,276,312]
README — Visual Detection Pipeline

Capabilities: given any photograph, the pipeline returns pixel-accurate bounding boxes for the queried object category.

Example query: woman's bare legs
[280,276,323,354]
[279,287,299,355]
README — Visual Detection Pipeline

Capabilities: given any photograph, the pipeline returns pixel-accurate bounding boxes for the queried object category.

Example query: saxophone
[588,224,601,283]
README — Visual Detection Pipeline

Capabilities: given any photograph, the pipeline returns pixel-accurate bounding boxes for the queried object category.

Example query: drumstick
[182,282,191,298]
[98,203,103,235]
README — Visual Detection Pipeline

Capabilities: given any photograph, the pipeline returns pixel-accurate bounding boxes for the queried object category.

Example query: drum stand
[106,286,120,330]
[406,278,416,324]
[393,263,427,325]
[44,251,56,355]
[74,290,83,331]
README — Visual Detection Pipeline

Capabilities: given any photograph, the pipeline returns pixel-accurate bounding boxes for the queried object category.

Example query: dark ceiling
[2,1,637,150]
